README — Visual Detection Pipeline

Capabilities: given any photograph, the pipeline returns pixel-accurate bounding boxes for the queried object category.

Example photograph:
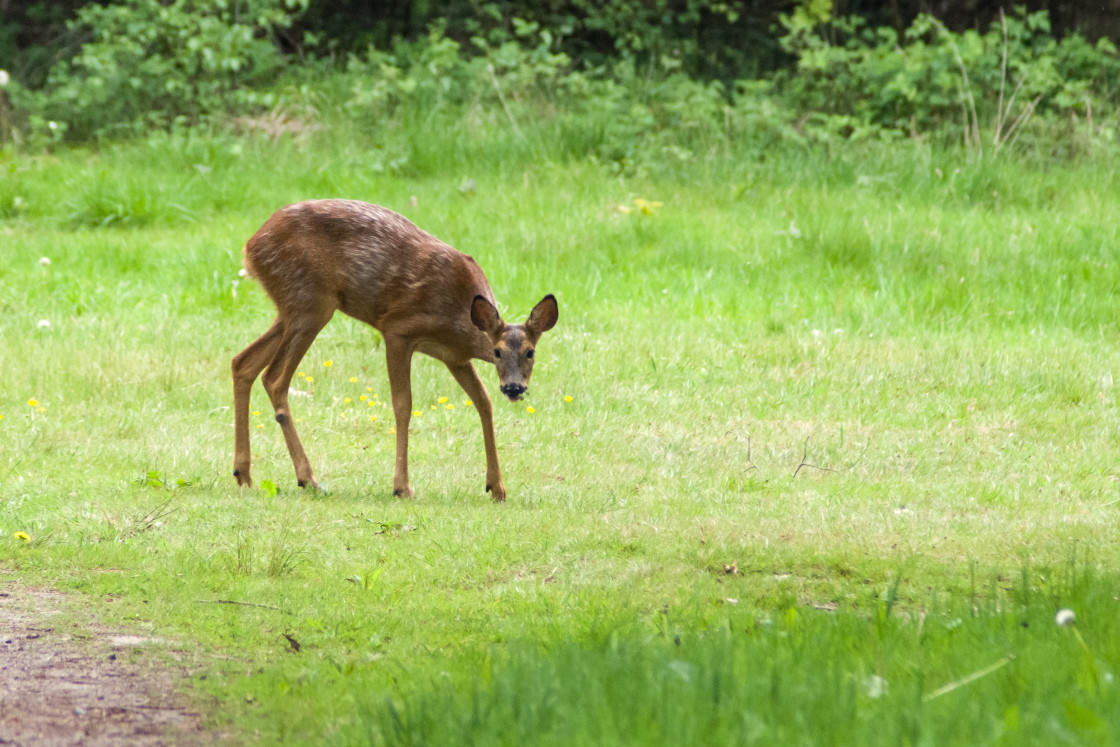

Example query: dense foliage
[0,1,1117,153]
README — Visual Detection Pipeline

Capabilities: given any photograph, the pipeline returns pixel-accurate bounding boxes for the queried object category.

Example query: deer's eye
[526,350,534,359]
[493,349,501,359]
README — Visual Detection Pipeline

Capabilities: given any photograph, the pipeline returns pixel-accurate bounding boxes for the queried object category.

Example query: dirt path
[0,585,212,746]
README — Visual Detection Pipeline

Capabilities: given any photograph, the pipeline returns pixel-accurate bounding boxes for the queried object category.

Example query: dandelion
[360,395,368,402]
[633,198,663,215]
[256,424,263,430]
[299,372,306,378]
[28,399,38,407]
[368,401,376,407]
[864,675,888,699]
[389,427,397,434]
[526,406,536,414]
[465,400,473,407]
[344,397,352,404]
[37,319,51,329]
[253,410,260,416]
[413,410,422,418]
[366,387,373,393]
[1056,608,1076,627]
[39,257,51,266]
[238,268,248,278]
[438,397,449,404]
[564,395,573,403]
[0,414,4,421]
[369,415,378,422]
[349,377,357,383]
[14,532,30,542]
[323,360,333,368]
[446,404,454,410]
[305,376,314,384]
[430,404,436,410]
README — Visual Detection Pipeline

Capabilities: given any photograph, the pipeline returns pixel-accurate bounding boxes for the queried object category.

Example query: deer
[231,199,559,502]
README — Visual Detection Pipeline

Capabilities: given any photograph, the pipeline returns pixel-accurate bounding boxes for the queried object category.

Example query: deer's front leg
[447,361,506,502]
[386,337,415,499]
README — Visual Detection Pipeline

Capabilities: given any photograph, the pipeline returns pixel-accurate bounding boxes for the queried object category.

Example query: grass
[2,124,1120,744]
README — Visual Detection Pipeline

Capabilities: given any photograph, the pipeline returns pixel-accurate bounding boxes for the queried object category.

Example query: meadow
[2,119,1120,743]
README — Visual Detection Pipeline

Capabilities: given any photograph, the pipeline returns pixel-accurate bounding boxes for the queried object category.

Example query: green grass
[2,127,1120,744]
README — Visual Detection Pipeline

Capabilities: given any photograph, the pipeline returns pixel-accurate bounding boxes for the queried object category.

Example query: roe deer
[231,199,559,501]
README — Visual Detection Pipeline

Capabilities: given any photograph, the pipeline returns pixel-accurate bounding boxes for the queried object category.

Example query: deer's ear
[526,294,558,335]
[470,295,503,336]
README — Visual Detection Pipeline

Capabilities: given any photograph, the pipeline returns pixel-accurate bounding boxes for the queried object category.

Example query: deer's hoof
[393,486,415,500]
[234,469,252,488]
[486,483,507,503]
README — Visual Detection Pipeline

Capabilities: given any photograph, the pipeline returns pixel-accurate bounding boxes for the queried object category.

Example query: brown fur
[231,200,557,501]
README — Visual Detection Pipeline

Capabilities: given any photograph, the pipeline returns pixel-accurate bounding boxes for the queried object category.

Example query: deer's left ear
[525,294,559,335]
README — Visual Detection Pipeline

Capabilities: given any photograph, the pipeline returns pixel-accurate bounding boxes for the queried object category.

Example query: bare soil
[0,585,213,746]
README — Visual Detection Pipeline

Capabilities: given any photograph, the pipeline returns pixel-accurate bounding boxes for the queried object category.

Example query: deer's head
[471,294,559,401]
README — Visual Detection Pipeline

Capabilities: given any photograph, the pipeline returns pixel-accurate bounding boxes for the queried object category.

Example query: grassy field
[2,126,1120,743]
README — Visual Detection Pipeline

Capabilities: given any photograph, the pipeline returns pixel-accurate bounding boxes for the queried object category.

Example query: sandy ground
[0,585,211,746]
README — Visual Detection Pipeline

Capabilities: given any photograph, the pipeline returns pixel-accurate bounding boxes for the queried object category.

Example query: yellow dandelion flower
[0,414,4,421]
[527,406,536,414]
[446,404,454,410]
[366,387,373,392]
[14,532,30,542]
[465,400,473,407]
[344,397,352,404]
[28,399,38,407]
[438,397,448,404]
[369,415,378,422]
[324,360,333,368]
[430,404,437,410]
[305,376,314,384]
[564,395,573,403]
[368,401,376,407]
[253,410,261,416]
[349,377,357,383]
[360,395,368,401]
[413,410,422,418]
[389,427,397,434]
[256,424,264,430]
[299,371,306,378]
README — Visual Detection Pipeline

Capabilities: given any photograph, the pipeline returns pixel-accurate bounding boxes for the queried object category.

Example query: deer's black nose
[501,383,527,400]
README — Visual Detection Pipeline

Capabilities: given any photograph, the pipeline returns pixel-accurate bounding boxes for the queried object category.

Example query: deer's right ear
[470,295,503,336]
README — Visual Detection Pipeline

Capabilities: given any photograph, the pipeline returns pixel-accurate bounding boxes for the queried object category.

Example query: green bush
[776,6,1120,152]
[41,0,308,139]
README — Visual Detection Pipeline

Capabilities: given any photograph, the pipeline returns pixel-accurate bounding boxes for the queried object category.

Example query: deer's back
[244,200,494,341]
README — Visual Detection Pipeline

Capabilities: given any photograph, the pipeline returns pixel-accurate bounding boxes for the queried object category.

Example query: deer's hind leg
[232,317,285,487]
[261,304,335,488]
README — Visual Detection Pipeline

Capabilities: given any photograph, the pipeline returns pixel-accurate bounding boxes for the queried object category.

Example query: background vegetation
[2,0,1120,744]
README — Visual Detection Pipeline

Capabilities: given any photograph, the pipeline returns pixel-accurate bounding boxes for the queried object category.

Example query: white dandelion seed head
[864,674,888,699]
[1055,608,1076,627]
[238,268,248,278]
[37,319,51,329]
[39,257,51,266]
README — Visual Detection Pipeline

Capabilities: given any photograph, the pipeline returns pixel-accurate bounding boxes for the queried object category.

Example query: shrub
[775,6,1120,152]
[41,0,308,139]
